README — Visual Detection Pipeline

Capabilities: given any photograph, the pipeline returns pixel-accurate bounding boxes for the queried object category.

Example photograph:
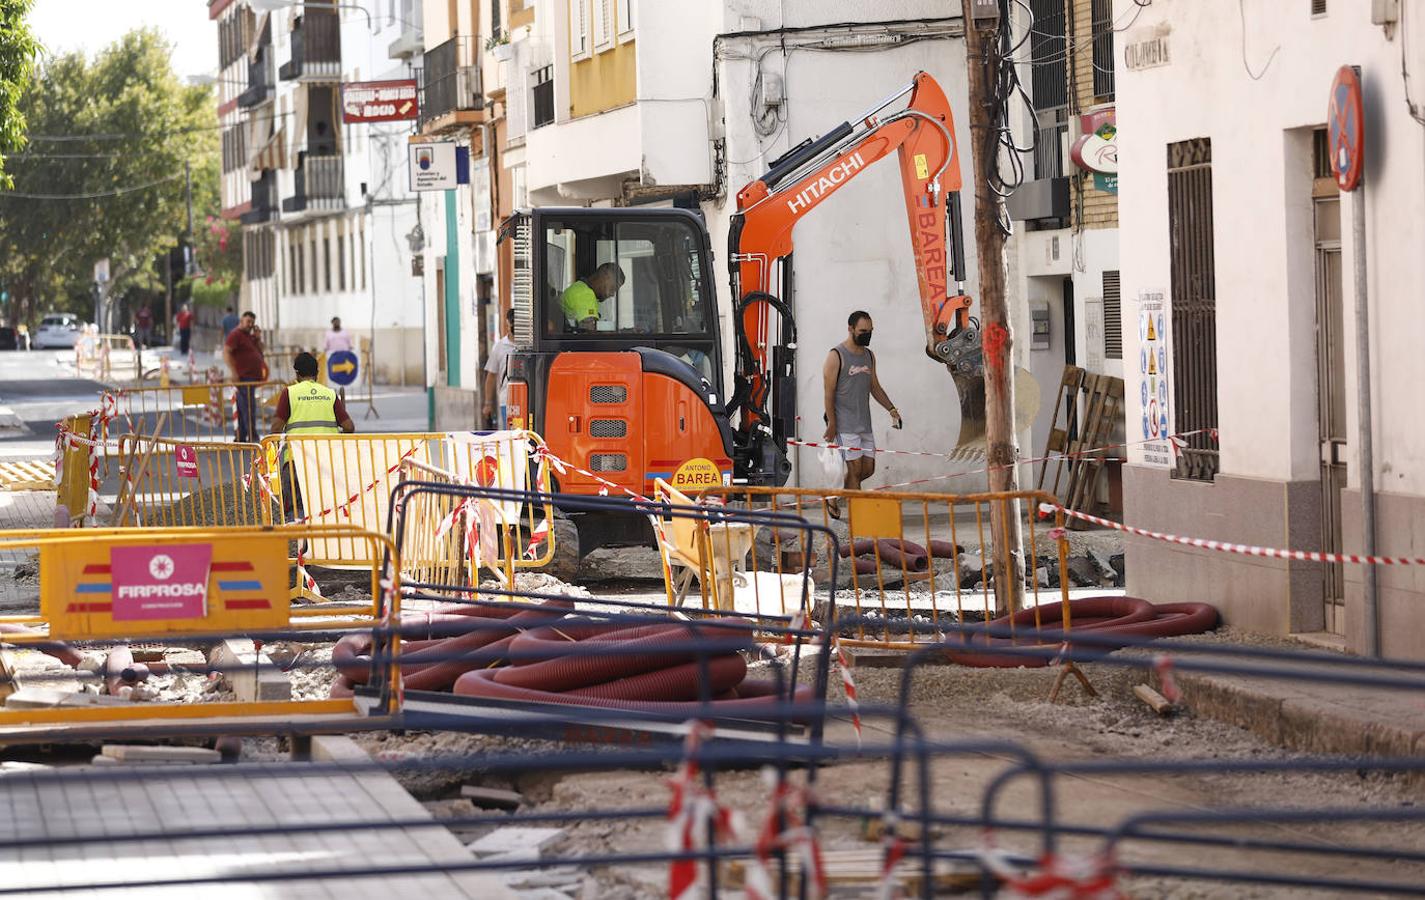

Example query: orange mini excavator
[499,71,1037,565]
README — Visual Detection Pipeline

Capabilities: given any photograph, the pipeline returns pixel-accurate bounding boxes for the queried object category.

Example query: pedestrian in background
[133,305,153,348]
[322,316,354,401]
[175,304,194,356]
[483,308,516,430]
[223,311,267,442]
[821,310,901,516]
[220,306,240,337]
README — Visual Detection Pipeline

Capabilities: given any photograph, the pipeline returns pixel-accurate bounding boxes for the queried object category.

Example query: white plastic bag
[817,445,846,489]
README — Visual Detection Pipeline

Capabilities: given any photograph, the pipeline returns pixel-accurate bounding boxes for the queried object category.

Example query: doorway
[1312,130,1346,635]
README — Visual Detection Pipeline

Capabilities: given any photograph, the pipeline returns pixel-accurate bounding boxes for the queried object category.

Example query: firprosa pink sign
[175,444,199,479]
[110,544,213,621]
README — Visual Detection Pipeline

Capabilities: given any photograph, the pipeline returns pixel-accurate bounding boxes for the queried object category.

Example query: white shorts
[838,432,875,461]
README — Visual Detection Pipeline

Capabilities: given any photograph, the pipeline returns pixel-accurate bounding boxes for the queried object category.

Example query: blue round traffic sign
[327,350,359,386]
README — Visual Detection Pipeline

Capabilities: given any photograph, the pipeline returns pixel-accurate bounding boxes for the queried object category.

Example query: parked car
[0,327,17,351]
[32,314,82,350]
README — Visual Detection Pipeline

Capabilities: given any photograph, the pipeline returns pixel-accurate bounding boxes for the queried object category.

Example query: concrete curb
[1163,669,1425,785]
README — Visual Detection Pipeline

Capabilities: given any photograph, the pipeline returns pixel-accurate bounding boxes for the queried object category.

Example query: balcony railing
[279,7,341,81]
[237,48,274,108]
[240,170,277,225]
[419,35,482,130]
[283,152,344,214]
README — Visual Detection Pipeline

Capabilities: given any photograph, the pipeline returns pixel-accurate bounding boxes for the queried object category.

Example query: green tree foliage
[0,28,221,328]
[0,0,38,189]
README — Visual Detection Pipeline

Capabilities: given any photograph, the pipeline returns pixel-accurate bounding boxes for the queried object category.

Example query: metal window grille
[1167,138,1220,481]
[1029,0,1067,109]
[1034,106,1068,180]
[588,419,628,438]
[589,385,627,404]
[1102,270,1122,359]
[1091,0,1115,100]
[588,453,627,472]
[1312,0,1327,16]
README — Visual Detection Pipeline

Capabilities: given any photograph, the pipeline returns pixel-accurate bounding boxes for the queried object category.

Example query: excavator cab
[503,207,735,560]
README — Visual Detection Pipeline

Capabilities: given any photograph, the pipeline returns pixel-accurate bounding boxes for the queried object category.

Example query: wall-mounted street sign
[1328,65,1365,193]
[408,141,471,192]
[342,79,419,123]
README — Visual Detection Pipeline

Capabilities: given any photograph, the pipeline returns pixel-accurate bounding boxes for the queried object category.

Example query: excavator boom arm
[726,71,984,483]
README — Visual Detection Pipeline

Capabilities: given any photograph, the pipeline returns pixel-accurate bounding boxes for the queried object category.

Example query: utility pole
[962,0,1024,613]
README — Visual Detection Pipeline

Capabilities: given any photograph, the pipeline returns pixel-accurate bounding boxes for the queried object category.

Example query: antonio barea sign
[342,79,419,124]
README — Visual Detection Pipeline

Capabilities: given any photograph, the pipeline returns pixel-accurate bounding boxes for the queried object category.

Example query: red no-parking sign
[1328,65,1365,192]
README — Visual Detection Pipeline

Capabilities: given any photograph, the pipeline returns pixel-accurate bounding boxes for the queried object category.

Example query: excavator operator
[560,262,626,332]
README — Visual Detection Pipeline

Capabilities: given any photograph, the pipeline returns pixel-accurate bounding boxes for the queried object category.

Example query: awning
[288,84,309,169]
[246,11,270,62]
[249,126,286,180]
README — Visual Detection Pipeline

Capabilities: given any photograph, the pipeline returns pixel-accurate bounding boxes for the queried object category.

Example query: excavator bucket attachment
[949,368,1042,457]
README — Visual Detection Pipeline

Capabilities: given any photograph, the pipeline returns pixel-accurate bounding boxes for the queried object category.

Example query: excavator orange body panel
[542,352,729,497]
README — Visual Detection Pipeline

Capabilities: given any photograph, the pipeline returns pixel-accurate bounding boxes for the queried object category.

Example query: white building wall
[1119,0,1425,486]
[1115,0,1425,652]
[710,8,1012,491]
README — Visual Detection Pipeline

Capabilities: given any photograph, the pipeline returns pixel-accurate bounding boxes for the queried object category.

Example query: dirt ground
[334,621,1425,899]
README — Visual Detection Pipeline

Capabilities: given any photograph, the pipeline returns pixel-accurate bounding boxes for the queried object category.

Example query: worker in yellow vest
[271,352,355,521]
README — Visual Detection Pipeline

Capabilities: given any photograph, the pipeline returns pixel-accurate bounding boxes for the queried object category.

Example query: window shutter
[569,0,588,56]
[617,0,635,35]
[1102,270,1121,360]
[593,0,612,48]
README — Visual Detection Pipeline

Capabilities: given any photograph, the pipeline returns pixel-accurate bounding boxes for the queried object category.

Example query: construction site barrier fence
[0,524,397,734]
[691,484,1072,649]
[112,434,266,528]
[75,332,140,383]
[105,379,287,444]
[260,431,556,574]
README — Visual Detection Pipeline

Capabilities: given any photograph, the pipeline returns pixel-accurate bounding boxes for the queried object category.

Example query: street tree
[0,28,219,328]
[0,0,38,189]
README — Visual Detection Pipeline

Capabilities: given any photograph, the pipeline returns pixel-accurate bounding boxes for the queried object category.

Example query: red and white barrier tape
[876,815,908,900]
[666,721,741,900]
[1039,501,1425,567]
[744,773,827,900]
[251,445,423,525]
[976,838,1121,899]
[535,447,651,504]
[835,637,862,746]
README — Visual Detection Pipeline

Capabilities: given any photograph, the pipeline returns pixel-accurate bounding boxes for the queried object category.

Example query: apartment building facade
[209,0,425,384]
[1116,0,1425,657]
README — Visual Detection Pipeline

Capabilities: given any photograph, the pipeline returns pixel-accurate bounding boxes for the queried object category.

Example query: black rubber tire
[532,514,581,582]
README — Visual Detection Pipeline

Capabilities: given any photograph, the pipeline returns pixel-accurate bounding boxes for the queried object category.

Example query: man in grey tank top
[822,311,902,512]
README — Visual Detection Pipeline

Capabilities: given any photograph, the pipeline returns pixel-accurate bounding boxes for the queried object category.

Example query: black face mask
[853,332,872,348]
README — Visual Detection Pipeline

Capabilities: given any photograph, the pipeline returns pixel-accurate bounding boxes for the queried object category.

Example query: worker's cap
[294,352,320,377]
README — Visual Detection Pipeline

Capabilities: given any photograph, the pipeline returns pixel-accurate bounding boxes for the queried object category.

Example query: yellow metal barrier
[396,453,557,590]
[108,380,287,443]
[76,333,140,383]
[0,524,398,733]
[57,413,93,524]
[112,434,267,528]
[259,431,557,575]
[690,486,1072,650]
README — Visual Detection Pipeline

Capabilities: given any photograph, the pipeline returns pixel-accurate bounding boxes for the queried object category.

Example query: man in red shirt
[175,304,194,356]
[223,311,268,442]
